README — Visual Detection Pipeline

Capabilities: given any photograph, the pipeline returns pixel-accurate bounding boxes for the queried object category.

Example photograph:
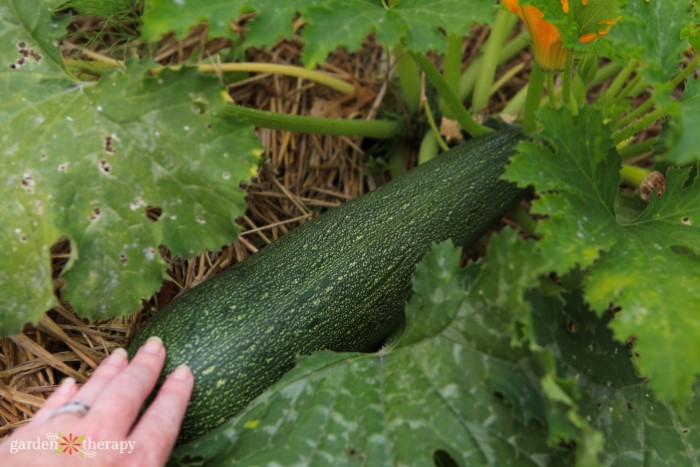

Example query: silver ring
[51,401,91,419]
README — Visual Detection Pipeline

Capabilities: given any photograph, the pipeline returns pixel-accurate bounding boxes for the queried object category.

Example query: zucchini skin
[128,129,525,443]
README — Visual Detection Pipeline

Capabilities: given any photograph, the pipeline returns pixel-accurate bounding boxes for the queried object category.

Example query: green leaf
[170,238,573,466]
[142,0,495,67]
[505,105,700,405]
[61,0,134,17]
[606,0,692,90]
[0,2,260,335]
[667,76,700,165]
[531,290,700,466]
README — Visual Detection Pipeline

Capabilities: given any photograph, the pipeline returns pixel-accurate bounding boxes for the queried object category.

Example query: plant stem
[616,56,699,130]
[617,137,657,160]
[440,34,464,118]
[423,97,450,151]
[501,83,529,116]
[222,104,401,139]
[613,73,642,104]
[490,62,525,97]
[460,30,529,102]
[410,51,492,137]
[174,63,355,95]
[563,54,578,114]
[590,61,623,87]
[471,9,516,111]
[394,44,422,114]
[601,59,637,102]
[619,165,649,187]
[523,64,545,134]
[613,107,667,145]
[615,98,654,130]
[545,72,557,107]
[70,49,357,94]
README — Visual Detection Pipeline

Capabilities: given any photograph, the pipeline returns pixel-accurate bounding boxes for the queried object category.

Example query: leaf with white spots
[169,239,575,466]
[142,0,495,67]
[505,105,700,406]
[530,290,700,467]
[170,234,700,465]
[0,1,259,335]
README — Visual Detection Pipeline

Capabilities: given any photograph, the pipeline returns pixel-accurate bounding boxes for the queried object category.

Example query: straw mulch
[0,15,532,437]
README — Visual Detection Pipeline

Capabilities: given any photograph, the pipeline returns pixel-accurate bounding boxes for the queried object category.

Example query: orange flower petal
[503,0,520,14]
[519,5,567,70]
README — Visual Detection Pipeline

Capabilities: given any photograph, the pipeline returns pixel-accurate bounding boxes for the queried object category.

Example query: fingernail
[57,377,76,395]
[107,347,128,364]
[141,336,163,354]
[171,364,192,381]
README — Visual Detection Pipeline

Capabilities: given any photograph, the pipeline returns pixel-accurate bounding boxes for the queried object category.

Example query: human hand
[0,336,193,466]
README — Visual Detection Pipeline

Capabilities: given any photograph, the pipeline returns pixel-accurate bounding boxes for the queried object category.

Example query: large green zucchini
[128,129,525,443]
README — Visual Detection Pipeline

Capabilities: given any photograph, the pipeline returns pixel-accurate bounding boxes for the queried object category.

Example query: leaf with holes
[667,76,700,165]
[142,0,495,67]
[505,105,700,406]
[530,289,700,466]
[0,0,259,335]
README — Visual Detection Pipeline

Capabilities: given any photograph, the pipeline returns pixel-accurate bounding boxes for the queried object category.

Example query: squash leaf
[142,0,495,67]
[0,0,260,335]
[666,76,700,165]
[505,105,700,405]
[170,232,700,465]
[531,289,700,466]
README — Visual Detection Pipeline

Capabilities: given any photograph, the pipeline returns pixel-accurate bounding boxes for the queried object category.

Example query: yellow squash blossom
[504,0,616,71]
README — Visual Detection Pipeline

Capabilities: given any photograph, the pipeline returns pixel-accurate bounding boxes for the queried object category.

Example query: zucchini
[128,129,525,443]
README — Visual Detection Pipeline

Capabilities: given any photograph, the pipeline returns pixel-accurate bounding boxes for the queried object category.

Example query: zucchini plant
[2,0,700,465]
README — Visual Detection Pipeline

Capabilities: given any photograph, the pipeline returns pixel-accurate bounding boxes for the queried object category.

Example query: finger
[46,348,129,424]
[72,348,130,403]
[85,336,166,437]
[29,377,78,425]
[130,365,194,465]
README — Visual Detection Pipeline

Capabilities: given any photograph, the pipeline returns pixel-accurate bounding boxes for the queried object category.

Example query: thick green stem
[601,59,637,102]
[523,64,545,134]
[616,56,699,130]
[590,61,623,87]
[440,34,464,118]
[223,104,401,139]
[617,137,657,160]
[460,29,529,102]
[471,9,517,111]
[615,98,654,130]
[613,74,642,104]
[545,72,557,107]
[563,54,578,114]
[70,50,357,94]
[619,165,649,188]
[394,44,422,114]
[501,83,529,116]
[183,63,355,94]
[410,52,492,137]
[613,107,668,144]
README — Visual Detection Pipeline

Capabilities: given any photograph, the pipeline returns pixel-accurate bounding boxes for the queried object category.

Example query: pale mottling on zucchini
[128,130,525,444]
